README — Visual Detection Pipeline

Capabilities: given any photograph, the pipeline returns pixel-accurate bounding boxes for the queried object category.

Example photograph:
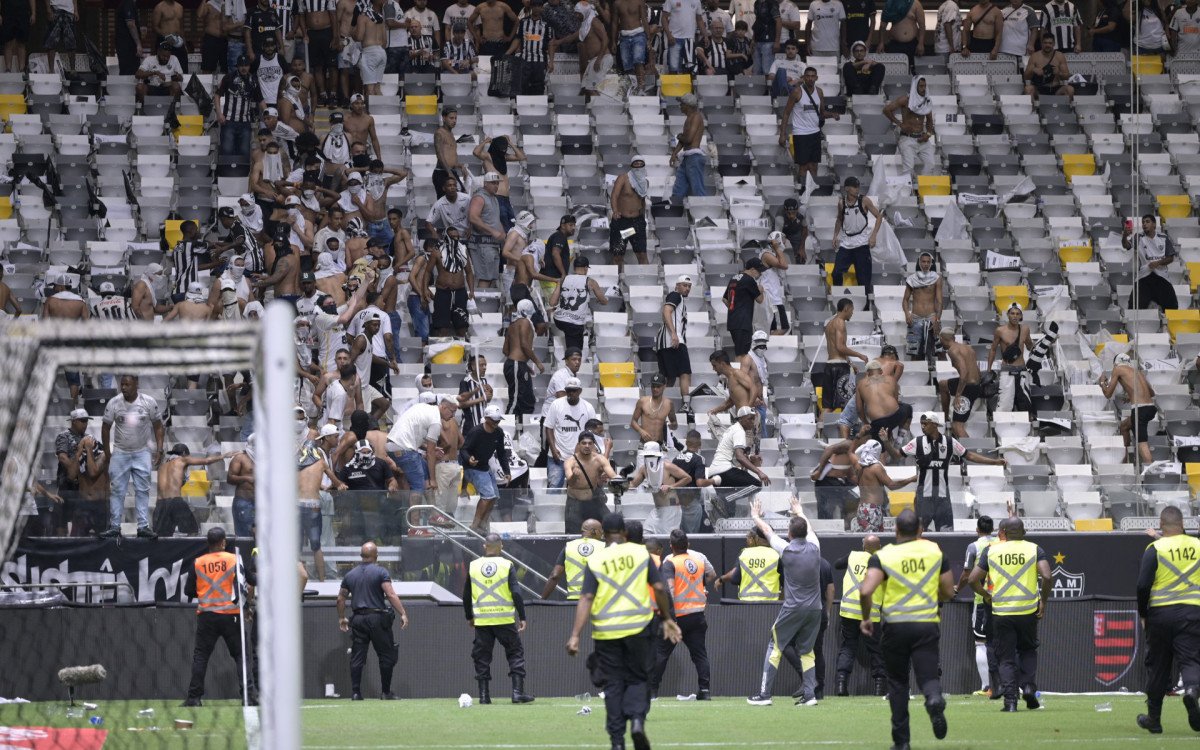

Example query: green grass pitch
[3,695,1198,749]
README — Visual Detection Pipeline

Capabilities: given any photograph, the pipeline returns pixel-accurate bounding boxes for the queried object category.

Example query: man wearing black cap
[136,41,185,103]
[542,213,576,290]
[722,259,765,357]
[155,444,234,537]
[778,198,808,264]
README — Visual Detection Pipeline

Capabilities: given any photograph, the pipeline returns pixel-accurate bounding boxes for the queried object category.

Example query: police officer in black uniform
[337,541,410,700]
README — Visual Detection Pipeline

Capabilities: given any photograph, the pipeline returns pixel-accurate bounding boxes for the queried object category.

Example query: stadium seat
[1058,243,1093,265]
[405,95,438,116]
[916,175,951,199]
[598,363,636,388]
[1132,55,1164,76]
[660,74,692,97]
[889,491,915,515]
[0,93,26,121]
[1061,153,1095,181]
[1157,194,1192,219]
[992,285,1029,313]
[1166,309,1200,341]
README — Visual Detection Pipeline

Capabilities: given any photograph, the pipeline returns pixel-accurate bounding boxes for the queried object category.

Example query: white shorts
[359,45,386,84]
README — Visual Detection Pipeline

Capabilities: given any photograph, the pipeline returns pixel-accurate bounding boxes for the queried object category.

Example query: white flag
[1000,176,1036,205]
[936,198,970,243]
[984,250,1021,269]
[872,220,907,269]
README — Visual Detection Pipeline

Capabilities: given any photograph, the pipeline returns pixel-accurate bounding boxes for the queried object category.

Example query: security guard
[184,527,254,706]
[337,541,410,700]
[968,517,1051,712]
[858,509,953,750]
[1135,506,1200,734]
[718,526,782,601]
[541,518,604,599]
[464,534,535,705]
[834,534,885,697]
[650,530,716,700]
[567,513,681,750]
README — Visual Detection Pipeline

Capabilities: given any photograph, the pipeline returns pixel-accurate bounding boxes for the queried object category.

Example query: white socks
[975,643,990,690]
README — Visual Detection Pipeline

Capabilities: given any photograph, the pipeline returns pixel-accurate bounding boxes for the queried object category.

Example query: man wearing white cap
[90,281,133,320]
[901,411,1005,531]
[655,275,694,409]
[1099,352,1157,469]
[544,377,597,490]
[708,406,770,518]
[42,274,91,405]
[461,404,512,531]
[610,155,650,268]
[467,172,506,288]
[987,303,1034,413]
[628,442,693,535]
[165,282,216,322]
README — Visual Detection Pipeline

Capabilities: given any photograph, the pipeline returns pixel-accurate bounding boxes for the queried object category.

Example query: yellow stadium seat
[824,263,857,287]
[1188,262,1200,293]
[1132,55,1164,76]
[598,362,636,388]
[164,220,187,249]
[0,195,11,220]
[917,175,951,199]
[0,94,26,122]
[431,343,465,365]
[993,285,1029,313]
[660,75,692,97]
[1074,518,1113,532]
[1166,309,1200,343]
[889,491,915,516]
[1157,195,1192,220]
[1058,243,1092,265]
[1094,334,1129,355]
[173,115,204,138]
[406,94,438,116]
[181,469,210,498]
[1061,153,1095,182]
[1187,463,1200,496]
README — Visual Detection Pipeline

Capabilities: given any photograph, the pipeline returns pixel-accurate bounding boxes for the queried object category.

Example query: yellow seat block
[660,74,693,97]
[1157,195,1192,220]
[1094,334,1129,355]
[173,115,204,138]
[993,285,1029,313]
[1074,518,1113,532]
[181,469,210,499]
[1187,262,1200,293]
[1187,463,1200,495]
[1132,55,1164,76]
[406,94,438,116]
[1061,153,1095,182]
[430,343,465,365]
[0,94,26,122]
[824,262,857,287]
[889,491,915,516]
[917,175,951,199]
[164,219,187,249]
[1166,309,1200,343]
[599,362,636,388]
[1058,243,1092,265]
[0,195,11,220]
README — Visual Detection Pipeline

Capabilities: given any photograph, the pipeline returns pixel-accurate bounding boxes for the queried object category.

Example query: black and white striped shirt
[655,290,688,350]
[442,38,477,64]
[439,237,469,273]
[272,0,297,35]
[515,17,553,62]
[902,433,966,501]
[91,293,133,320]
[704,38,728,72]
[297,0,335,15]
[1040,0,1081,52]
[227,222,266,274]
[217,72,263,123]
[170,239,212,296]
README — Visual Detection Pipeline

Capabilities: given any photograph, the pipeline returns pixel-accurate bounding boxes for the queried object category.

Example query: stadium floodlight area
[0,305,299,750]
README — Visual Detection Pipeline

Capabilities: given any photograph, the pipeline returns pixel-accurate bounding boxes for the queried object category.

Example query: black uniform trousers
[594,624,653,743]
[472,622,527,680]
[650,611,710,692]
[350,610,398,693]
[187,611,250,700]
[836,615,885,680]
[993,613,1039,700]
[1143,604,1200,715]
[881,622,943,747]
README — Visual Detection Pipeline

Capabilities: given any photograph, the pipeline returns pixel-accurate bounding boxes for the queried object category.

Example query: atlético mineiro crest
[1050,566,1085,598]
[1093,610,1139,686]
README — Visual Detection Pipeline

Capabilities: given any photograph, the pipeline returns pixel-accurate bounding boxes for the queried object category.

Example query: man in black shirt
[337,440,397,541]
[116,0,143,74]
[462,405,511,531]
[337,541,410,700]
[778,197,807,263]
[751,0,782,77]
[723,258,765,356]
[672,429,709,533]
[244,0,284,60]
[843,0,876,47]
[542,214,576,283]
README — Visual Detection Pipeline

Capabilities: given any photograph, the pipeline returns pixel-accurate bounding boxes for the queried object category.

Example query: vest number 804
[901,559,927,575]
[602,555,637,577]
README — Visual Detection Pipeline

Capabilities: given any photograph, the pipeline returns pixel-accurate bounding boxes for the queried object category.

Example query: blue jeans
[389,310,404,362]
[755,41,776,76]
[240,409,255,441]
[465,468,499,500]
[771,68,794,98]
[407,294,430,342]
[547,456,566,489]
[394,449,428,492]
[666,38,691,73]
[757,404,769,438]
[619,30,647,71]
[233,496,255,537]
[226,40,246,76]
[109,449,152,529]
[671,153,707,202]
[367,218,394,250]
[220,121,252,157]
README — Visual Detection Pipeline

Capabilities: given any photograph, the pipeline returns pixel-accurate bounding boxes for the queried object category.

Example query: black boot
[478,679,491,705]
[874,677,887,697]
[511,675,534,704]
[926,695,948,740]
[1184,687,1200,732]
[1022,685,1041,710]
[1001,698,1018,713]
[630,717,650,750]
[1136,714,1163,734]
[835,674,849,697]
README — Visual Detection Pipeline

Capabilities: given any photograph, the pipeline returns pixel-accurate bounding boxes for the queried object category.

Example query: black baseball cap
[329,111,344,123]
[650,374,666,386]
[783,198,799,210]
[745,258,767,272]
[218,206,236,218]
[236,55,250,66]
[300,271,316,282]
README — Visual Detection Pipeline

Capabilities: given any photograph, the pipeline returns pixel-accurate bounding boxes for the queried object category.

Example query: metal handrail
[404,505,566,600]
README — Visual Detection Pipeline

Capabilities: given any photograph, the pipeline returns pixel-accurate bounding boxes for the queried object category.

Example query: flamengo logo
[1049,551,1085,598]
[0,727,107,749]
[1093,610,1139,686]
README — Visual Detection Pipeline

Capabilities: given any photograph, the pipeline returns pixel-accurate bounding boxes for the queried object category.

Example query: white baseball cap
[642,441,663,456]
[484,404,504,421]
[483,171,502,182]
[98,281,116,294]
[564,377,583,391]
[676,274,693,285]
[920,411,945,426]
[69,408,89,421]
[735,406,756,419]
[752,330,769,344]
[419,391,437,404]
[318,424,339,437]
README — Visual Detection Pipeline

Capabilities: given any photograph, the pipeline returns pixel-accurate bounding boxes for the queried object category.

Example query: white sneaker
[747,694,772,706]
[795,697,818,707]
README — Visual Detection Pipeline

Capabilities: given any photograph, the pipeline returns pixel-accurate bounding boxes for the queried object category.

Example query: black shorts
[433,287,468,331]
[968,35,993,54]
[946,378,983,423]
[308,28,335,71]
[868,402,913,440]
[771,304,790,333]
[1,0,31,44]
[971,600,993,641]
[656,344,692,380]
[609,215,647,257]
[1130,404,1158,444]
[369,361,391,399]
[731,328,752,356]
[201,34,227,73]
[791,133,822,165]
[822,362,852,410]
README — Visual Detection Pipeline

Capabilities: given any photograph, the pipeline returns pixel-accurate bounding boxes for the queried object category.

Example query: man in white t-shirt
[664,0,707,73]
[543,378,597,489]
[136,41,185,102]
[442,0,475,40]
[806,0,847,56]
[934,0,962,54]
[997,0,1038,58]
[541,348,585,420]
[707,406,770,518]
[767,38,806,95]
[1169,0,1200,57]
[388,396,458,493]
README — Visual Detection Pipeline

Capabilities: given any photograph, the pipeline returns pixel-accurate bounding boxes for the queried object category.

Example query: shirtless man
[282,60,318,127]
[332,410,399,474]
[609,156,650,268]
[810,426,871,523]
[72,434,111,537]
[852,439,916,533]
[431,233,476,338]
[877,0,924,68]
[355,0,389,97]
[938,327,983,439]
[1023,32,1074,101]
[152,0,188,72]
[303,0,339,106]
[318,362,364,427]
[335,0,361,106]
[707,350,755,416]
[432,107,466,199]
[0,267,19,318]
[432,401,464,525]
[154,444,232,536]
[503,299,545,418]
[42,275,91,405]
[823,298,870,413]
[902,252,942,360]
[883,75,937,178]
[131,264,170,321]
[345,94,383,158]
[472,0,518,56]
[227,438,257,536]
[1100,352,1157,467]
[612,0,650,93]
[198,0,225,74]
[961,0,1002,57]
[856,359,913,453]
[502,212,557,293]
[564,431,616,534]
[987,303,1034,413]
[253,233,302,302]
[165,282,216,321]
[670,94,707,205]
[627,441,693,534]
[250,140,289,215]
[298,429,347,580]
[574,0,612,92]
[631,374,678,446]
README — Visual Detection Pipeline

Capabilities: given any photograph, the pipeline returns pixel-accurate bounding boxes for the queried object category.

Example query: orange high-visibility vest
[195,551,239,615]
[669,551,707,617]
[649,552,661,613]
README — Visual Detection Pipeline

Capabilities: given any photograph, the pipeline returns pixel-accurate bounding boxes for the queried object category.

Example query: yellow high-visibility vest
[986,540,1039,617]
[469,557,516,626]
[737,546,781,602]
[840,550,879,622]
[876,540,943,624]
[589,542,653,640]
[1149,535,1200,609]
[563,537,600,600]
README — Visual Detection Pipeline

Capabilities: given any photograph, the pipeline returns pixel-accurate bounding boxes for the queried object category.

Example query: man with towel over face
[883,74,937,180]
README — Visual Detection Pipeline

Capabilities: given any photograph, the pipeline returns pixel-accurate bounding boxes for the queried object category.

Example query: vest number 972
[996,553,1026,567]
[603,555,636,577]
[1167,547,1197,563]
[901,559,927,575]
